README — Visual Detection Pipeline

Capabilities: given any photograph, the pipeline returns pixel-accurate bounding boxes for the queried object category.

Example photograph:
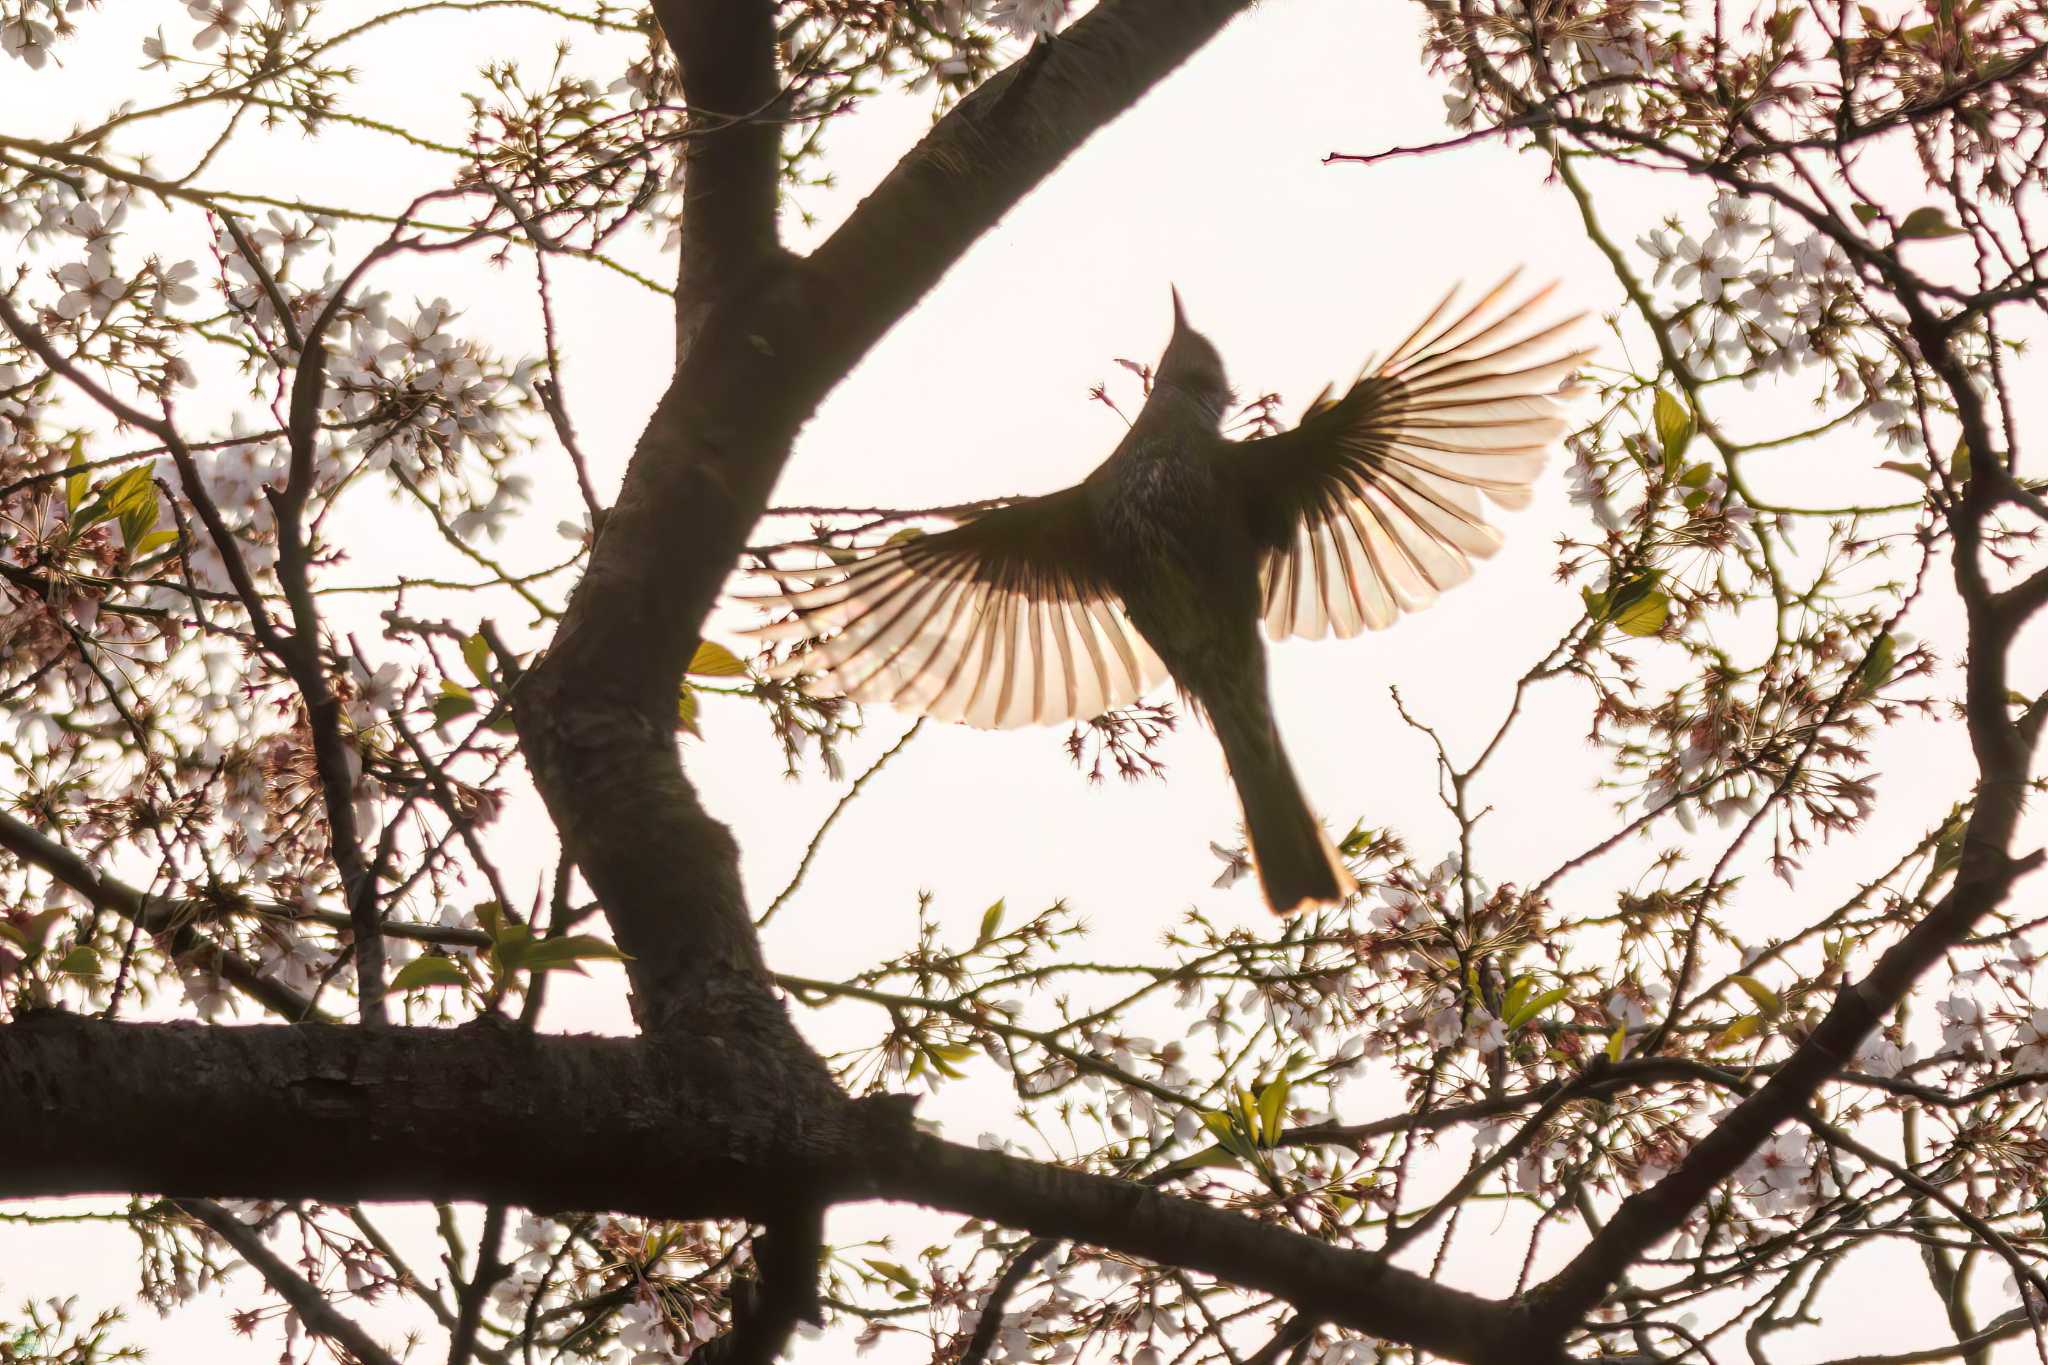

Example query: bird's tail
[1211,702,1358,916]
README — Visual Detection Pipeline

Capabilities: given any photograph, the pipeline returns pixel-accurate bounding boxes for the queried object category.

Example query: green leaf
[490,922,535,975]
[1897,206,1967,240]
[1713,1014,1763,1048]
[1878,460,1931,481]
[1850,202,1881,225]
[1506,985,1572,1030]
[1159,1142,1241,1175]
[1200,1109,1256,1161]
[686,640,748,678]
[923,1043,972,1080]
[1729,974,1783,1016]
[1257,1076,1291,1145]
[1854,632,1897,698]
[461,633,493,687]
[1605,1025,1628,1062]
[676,685,700,738]
[475,900,506,940]
[54,945,101,977]
[391,955,469,990]
[1592,569,1661,630]
[105,466,159,551]
[1929,809,1969,883]
[131,528,180,557]
[975,898,1005,945]
[1500,975,1536,1026]
[64,449,88,514]
[863,1260,922,1295]
[431,680,477,725]
[518,933,628,975]
[1613,590,1670,637]
[1653,388,1695,469]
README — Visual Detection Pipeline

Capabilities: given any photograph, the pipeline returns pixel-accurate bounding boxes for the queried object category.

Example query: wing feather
[1223,273,1590,642]
[742,487,1166,729]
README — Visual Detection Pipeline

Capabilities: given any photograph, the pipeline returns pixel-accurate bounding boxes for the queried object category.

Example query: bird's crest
[1155,285,1232,417]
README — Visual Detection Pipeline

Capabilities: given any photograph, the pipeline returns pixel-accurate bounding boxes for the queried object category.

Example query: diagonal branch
[1524,471,2047,1343]
[176,1197,402,1365]
[860,1134,1524,1363]
[803,0,1259,387]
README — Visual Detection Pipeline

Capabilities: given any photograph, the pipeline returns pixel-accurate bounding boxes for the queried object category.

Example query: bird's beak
[1169,284,1187,331]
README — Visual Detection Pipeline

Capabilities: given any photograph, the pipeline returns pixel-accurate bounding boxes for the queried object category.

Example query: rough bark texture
[0,1017,892,1215]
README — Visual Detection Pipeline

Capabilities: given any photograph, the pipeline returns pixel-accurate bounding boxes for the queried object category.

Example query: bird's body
[1085,384,1354,911]
[750,279,1587,913]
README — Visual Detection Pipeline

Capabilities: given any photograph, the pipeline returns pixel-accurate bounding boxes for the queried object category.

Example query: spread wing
[1221,274,1591,641]
[742,486,1166,730]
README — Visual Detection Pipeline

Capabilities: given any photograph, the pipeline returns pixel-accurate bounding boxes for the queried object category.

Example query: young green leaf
[1506,985,1572,1030]
[517,934,628,975]
[1613,590,1670,637]
[1653,388,1695,467]
[391,955,469,990]
[431,681,477,725]
[1896,206,1967,240]
[64,449,89,514]
[975,898,1005,945]
[1713,1014,1763,1048]
[1500,975,1536,1027]
[1257,1075,1291,1145]
[686,640,748,678]
[55,945,101,976]
[461,633,493,687]
[1729,974,1783,1016]
[1158,1142,1242,1175]
[863,1260,923,1295]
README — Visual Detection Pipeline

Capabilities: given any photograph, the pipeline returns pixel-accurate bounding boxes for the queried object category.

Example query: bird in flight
[748,276,1588,914]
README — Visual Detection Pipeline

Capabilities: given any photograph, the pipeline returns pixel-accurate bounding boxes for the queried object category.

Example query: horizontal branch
[0,1017,1546,1364]
[0,1018,888,1214]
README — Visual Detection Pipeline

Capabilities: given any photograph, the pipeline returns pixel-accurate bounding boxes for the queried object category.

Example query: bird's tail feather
[1212,708,1357,915]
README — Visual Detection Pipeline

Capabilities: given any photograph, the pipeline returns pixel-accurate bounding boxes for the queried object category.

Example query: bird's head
[1155,286,1233,425]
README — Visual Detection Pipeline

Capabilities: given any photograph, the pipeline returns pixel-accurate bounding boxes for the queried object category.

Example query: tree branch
[510,0,1259,1045]
[0,805,320,1022]
[175,1197,402,1365]
[859,1134,1527,1363]
[652,0,786,349]
[0,1018,1544,1363]
[803,0,1258,389]
[0,1018,895,1213]
[1524,463,2047,1343]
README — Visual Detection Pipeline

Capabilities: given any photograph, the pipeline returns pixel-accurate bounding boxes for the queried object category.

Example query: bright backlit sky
[4,1,2041,1360]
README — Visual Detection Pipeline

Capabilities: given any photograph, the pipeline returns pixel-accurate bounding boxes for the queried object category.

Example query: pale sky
[2,1,2039,1361]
